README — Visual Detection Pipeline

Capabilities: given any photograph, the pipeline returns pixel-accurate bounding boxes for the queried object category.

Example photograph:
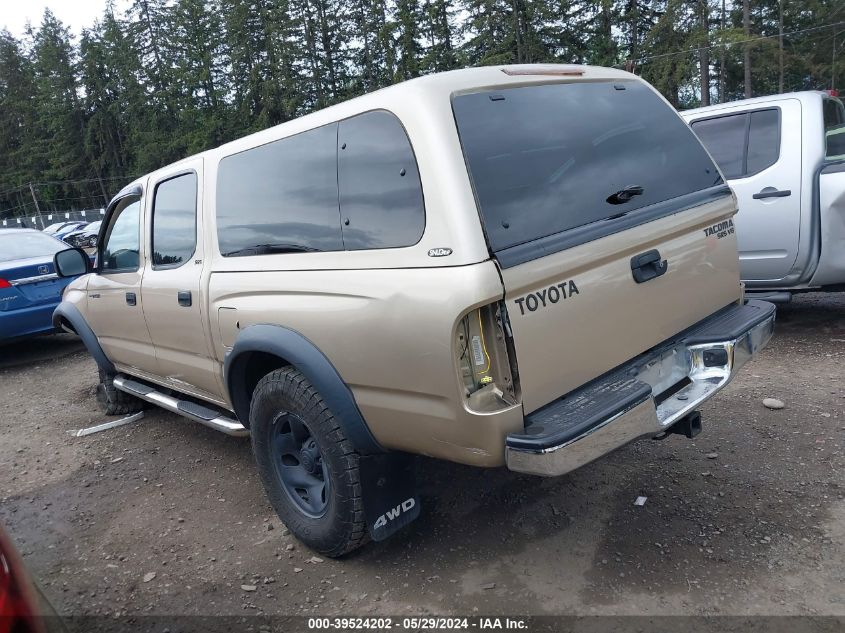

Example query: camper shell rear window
[452,80,727,268]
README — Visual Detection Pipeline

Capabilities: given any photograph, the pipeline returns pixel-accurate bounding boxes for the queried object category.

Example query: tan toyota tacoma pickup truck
[51,64,775,557]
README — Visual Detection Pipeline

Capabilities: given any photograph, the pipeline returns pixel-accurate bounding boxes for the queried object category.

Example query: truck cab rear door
[140,159,221,402]
[689,99,802,282]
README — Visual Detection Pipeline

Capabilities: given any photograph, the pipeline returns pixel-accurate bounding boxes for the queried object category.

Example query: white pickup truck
[683,91,845,302]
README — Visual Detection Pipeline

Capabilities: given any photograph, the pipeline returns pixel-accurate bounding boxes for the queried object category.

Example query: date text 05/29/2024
[307,616,529,630]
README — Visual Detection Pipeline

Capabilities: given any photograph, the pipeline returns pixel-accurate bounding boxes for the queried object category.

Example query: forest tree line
[0,0,842,220]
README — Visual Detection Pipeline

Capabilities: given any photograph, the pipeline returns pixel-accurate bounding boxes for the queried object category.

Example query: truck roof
[119,64,638,195]
[681,90,833,118]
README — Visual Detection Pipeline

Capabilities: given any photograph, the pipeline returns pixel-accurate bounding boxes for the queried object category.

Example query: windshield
[0,231,67,263]
[453,81,723,254]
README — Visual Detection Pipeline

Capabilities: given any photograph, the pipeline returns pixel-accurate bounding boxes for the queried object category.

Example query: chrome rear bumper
[505,300,776,477]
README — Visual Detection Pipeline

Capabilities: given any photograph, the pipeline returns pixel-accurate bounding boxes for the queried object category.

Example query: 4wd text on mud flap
[513,280,580,316]
[704,218,735,239]
[373,497,416,530]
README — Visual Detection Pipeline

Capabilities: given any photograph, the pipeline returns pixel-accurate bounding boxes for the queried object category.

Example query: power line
[0,194,111,217]
[29,175,139,187]
[0,174,139,199]
[633,20,845,64]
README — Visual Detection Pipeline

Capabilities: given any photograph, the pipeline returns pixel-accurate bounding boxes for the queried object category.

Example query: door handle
[125,292,136,306]
[630,249,668,284]
[177,290,192,307]
[752,189,791,200]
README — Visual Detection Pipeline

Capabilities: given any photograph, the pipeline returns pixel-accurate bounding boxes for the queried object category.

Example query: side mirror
[54,248,92,278]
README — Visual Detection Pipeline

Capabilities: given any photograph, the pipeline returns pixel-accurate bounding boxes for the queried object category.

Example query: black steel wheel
[250,367,369,557]
[270,412,330,518]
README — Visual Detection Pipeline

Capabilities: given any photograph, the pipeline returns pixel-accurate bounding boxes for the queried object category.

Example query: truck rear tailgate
[499,195,740,413]
[452,77,742,414]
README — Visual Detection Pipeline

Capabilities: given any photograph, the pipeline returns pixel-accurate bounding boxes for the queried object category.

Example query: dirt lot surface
[1,295,843,631]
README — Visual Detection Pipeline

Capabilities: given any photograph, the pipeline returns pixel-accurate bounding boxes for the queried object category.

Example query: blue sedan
[0,228,84,342]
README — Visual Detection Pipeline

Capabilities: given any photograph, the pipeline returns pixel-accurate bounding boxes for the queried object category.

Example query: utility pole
[98,177,110,206]
[778,0,784,93]
[15,190,28,227]
[743,0,752,98]
[628,0,639,75]
[28,183,42,229]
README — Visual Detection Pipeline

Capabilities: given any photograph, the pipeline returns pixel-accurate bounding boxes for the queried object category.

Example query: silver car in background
[63,220,102,248]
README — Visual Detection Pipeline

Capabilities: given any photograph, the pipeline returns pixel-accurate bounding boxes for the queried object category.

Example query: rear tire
[96,369,142,416]
[250,367,369,557]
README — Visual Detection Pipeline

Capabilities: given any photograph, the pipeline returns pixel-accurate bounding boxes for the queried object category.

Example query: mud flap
[359,453,420,541]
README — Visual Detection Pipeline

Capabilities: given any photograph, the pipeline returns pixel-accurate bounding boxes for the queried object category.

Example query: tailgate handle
[630,249,668,284]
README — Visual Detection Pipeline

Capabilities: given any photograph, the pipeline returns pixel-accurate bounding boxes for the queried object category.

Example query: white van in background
[683,91,845,302]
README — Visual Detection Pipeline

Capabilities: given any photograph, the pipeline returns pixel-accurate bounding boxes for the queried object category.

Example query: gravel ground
[0,294,843,631]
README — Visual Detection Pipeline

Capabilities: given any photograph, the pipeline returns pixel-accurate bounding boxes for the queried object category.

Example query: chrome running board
[112,375,249,437]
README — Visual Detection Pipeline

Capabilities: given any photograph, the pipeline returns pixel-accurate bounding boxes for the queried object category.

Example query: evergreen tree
[3,0,845,225]
[589,0,621,66]
[223,0,301,130]
[395,0,421,80]
[639,0,700,106]
[459,0,513,65]
[0,30,38,215]
[28,10,87,210]
[420,0,457,73]
[171,0,230,151]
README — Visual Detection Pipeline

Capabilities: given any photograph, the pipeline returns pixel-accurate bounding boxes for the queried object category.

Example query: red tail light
[0,279,11,289]
[0,529,42,633]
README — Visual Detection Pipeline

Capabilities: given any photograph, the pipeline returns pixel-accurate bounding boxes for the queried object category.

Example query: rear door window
[453,81,723,257]
[690,108,781,179]
[824,97,845,159]
[746,109,780,174]
[338,111,424,250]
[151,172,197,268]
[689,113,746,179]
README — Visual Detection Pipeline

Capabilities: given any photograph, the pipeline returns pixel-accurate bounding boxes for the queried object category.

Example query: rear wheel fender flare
[223,324,383,455]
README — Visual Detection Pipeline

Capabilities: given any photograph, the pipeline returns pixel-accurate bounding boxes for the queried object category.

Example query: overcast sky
[1,0,125,38]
